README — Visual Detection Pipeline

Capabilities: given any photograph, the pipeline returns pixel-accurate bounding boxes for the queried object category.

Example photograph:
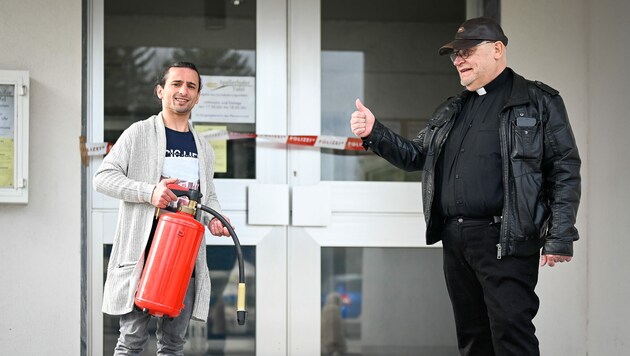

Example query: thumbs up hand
[350,98,375,138]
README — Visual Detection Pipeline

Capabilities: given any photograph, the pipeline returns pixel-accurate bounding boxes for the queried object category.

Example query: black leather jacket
[364,68,581,257]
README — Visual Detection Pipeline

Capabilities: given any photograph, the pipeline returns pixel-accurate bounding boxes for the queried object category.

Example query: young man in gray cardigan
[94,61,231,355]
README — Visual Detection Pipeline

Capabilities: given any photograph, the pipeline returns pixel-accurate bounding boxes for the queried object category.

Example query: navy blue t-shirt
[147,127,201,276]
[162,127,200,207]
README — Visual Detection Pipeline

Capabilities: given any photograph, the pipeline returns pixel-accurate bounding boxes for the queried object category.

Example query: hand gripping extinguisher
[135,184,247,326]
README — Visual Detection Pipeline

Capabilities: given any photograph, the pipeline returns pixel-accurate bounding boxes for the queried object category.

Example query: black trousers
[442,218,540,356]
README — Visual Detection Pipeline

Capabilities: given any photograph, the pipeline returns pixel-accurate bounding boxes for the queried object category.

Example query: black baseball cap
[439,17,508,56]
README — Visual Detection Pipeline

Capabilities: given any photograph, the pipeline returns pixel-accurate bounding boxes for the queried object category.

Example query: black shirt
[435,68,513,218]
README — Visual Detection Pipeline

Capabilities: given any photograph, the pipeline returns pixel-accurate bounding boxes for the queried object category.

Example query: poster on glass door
[191,75,255,124]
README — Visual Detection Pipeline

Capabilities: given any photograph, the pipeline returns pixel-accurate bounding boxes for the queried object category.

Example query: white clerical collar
[476,87,487,96]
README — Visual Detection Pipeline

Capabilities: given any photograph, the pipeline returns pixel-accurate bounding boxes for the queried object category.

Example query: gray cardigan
[93,113,222,321]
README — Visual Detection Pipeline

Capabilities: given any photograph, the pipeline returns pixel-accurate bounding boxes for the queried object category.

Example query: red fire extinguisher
[135,184,247,326]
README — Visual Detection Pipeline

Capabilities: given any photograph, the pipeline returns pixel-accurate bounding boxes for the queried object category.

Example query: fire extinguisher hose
[198,204,248,326]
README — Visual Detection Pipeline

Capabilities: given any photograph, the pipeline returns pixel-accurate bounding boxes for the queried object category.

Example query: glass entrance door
[89,0,289,355]
[286,0,468,354]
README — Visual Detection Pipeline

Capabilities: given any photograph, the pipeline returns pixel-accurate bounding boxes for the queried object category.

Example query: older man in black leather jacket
[350,17,580,356]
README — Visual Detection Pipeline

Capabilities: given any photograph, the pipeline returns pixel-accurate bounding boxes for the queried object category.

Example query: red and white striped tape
[199,130,365,151]
[84,142,113,157]
[86,130,364,157]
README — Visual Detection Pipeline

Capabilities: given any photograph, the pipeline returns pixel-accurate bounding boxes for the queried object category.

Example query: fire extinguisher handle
[166,183,203,202]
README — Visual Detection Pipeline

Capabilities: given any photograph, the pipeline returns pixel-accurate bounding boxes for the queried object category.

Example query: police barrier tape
[85,130,365,157]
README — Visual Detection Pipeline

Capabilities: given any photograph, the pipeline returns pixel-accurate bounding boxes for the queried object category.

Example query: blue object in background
[322,274,362,319]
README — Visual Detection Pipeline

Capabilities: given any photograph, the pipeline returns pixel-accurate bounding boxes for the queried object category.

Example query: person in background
[94,61,231,355]
[321,292,347,356]
[350,17,581,356]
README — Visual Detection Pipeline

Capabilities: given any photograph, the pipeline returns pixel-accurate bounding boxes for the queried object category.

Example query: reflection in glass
[103,244,256,355]
[321,0,465,181]
[321,247,458,355]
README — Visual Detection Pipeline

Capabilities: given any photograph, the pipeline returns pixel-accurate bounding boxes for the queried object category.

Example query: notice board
[0,70,29,203]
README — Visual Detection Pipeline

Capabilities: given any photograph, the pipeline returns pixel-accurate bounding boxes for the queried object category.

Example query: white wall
[506,0,630,354]
[586,0,630,354]
[503,1,589,354]
[0,1,82,355]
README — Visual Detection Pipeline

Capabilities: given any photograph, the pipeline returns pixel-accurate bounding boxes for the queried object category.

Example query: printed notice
[0,138,14,187]
[191,76,255,124]
[194,125,227,174]
[0,85,15,188]
[0,84,15,138]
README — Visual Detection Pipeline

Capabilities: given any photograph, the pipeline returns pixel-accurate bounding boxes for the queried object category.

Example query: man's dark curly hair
[156,61,202,92]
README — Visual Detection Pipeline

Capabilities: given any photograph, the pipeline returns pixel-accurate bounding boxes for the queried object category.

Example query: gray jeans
[113,278,196,356]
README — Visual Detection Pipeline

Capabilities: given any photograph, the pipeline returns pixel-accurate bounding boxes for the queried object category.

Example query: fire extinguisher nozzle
[237,310,247,325]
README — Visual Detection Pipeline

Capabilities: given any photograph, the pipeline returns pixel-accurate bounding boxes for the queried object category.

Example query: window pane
[321,247,458,355]
[104,0,256,179]
[103,244,256,355]
[321,0,465,181]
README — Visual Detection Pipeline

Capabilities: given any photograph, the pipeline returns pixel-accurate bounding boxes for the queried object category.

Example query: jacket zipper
[424,110,456,226]
[497,108,512,259]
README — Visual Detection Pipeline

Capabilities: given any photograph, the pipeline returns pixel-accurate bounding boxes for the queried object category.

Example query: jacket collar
[503,68,530,108]
[453,67,529,108]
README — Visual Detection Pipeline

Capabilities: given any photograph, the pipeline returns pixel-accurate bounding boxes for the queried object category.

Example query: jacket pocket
[103,261,138,311]
[512,170,548,240]
[511,117,542,160]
